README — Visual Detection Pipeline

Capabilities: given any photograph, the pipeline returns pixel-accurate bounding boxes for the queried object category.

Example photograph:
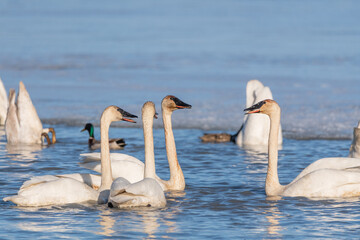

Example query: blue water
[0,0,360,239]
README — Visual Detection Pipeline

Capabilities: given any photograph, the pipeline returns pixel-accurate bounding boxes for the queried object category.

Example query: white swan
[245,99,360,198]
[0,77,8,125]
[81,123,126,150]
[80,95,191,191]
[236,79,282,146]
[5,81,56,144]
[3,106,138,206]
[108,101,166,208]
[349,121,360,158]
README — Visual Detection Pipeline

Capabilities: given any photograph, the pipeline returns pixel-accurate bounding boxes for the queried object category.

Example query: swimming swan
[81,123,126,150]
[5,81,56,144]
[0,77,8,125]
[80,95,192,191]
[349,121,360,158]
[108,101,166,208]
[3,106,138,206]
[236,79,282,146]
[245,99,360,198]
[199,80,282,146]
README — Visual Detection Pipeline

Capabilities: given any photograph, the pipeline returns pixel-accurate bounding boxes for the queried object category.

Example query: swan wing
[17,81,43,144]
[284,168,360,198]
[20,173,102,191]
[80,152,141,162]
[109,177,131,197]
[56,173,101,189]
[0,78,8,125]
[291,157,360,184]
[5,89,20,143]
[4,178,98,206]
[80,158,145,183]
[20,175,59,190]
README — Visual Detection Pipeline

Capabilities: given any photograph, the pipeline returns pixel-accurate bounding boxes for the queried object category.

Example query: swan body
[108,102,166,208]
[236,80,282,147]
[245,99,360,198]
[109,178,165,208]
[80,153,147,183]
[20,173,102,191]
[3,106,138,206]
[5,81,56,144]
[81,123,125,150]
[0,77,8,125]
[81,95,191,191]
[349,121,360,158]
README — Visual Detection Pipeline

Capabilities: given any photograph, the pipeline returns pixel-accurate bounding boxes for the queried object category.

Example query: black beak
[244,100,266,114]
[173,97,192,109]
[117,108,138,123]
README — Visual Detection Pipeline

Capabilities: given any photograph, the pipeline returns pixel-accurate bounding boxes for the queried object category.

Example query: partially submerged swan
[349,121,360,158]
[245,99,360,198]
[81,123,126,150]
[108,102,166,208]
[80,95,192,191]
[0,77,8,125]
[200,80,282,146]
[3,106,138,206]
[5,81,56,144]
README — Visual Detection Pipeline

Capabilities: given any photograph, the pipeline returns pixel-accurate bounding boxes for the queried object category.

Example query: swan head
[81,123,94,137]
[244,99,280,116]
[162,95,192,111]
[103,105,138,123]
[142,101,158,120]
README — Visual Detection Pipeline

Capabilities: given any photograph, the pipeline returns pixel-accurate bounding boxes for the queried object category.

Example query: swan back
[0,78,8,125]
[237,80,282,146]
[17,81,43,144]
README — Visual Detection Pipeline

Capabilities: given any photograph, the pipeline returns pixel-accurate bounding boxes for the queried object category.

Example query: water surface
[0,0,360,239]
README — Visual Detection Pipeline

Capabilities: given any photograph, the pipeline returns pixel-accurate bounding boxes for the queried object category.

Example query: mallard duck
[81,123,125,150]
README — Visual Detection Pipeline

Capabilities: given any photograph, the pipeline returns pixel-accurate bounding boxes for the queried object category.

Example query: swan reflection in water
[5,143,48,166]
[264,197,284,239]
[96,208,116,237]
[96,191,185,238]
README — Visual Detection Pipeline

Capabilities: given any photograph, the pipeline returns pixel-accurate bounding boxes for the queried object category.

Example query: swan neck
[143,113,156,179]
[162,107,185,190]
[50,128,56,144]
[266,109,282,196]
[99,112,112,190]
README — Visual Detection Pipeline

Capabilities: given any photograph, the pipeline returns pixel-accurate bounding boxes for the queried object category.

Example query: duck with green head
[81,123,126,150]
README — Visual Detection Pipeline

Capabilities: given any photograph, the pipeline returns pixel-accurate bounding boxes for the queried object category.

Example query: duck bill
[80,128,86,132]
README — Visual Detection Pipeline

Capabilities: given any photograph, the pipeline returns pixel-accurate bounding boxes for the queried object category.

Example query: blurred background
[0,0,359,138]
